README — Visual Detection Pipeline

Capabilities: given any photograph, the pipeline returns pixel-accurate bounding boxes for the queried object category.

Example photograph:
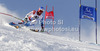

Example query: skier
[19,7,44,32]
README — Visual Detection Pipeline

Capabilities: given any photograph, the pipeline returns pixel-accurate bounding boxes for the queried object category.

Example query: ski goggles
[38,10,43,14]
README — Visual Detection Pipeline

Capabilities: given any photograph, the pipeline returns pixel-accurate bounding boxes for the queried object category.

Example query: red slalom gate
[44,6,54,31]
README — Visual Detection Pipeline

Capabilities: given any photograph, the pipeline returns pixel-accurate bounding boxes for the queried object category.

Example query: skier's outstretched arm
[25,11,33,18]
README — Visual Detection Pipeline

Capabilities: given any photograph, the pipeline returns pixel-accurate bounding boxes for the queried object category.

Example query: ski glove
[34,16,39,19]
[24,18,28,23]
[31,16,39,20]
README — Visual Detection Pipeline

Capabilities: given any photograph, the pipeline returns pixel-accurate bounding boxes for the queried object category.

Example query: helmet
[39,7,44,11]
[37,7,44,15]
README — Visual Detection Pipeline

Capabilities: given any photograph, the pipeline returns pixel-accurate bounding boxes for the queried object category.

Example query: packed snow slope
[0,15,100,51]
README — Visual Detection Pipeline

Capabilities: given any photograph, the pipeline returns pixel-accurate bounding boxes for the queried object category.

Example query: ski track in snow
[0,23,100,51]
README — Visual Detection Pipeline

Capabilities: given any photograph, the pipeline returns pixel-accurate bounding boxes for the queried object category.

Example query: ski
[30,29,39,32]
[30,29,50,34]
[9,22,21,29]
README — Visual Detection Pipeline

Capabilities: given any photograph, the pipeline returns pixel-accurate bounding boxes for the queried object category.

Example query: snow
[0,24,100,51]
[0,4,100,51]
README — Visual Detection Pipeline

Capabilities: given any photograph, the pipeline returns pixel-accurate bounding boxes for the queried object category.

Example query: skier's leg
[24,21,31,26]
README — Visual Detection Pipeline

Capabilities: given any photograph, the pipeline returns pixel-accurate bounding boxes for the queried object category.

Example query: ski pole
[0,12,24,21]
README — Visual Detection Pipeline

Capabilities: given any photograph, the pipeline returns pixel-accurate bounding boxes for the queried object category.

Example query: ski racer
[20,7,44,32]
